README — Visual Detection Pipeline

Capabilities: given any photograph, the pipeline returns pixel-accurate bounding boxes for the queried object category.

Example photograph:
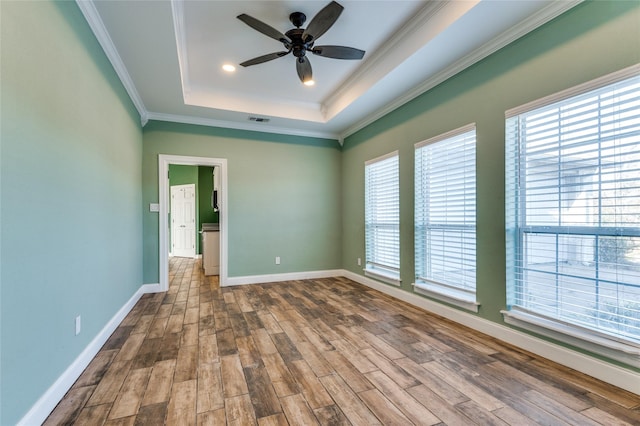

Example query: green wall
[341,0,640,368]
[1,1,639,423]
[199,166,218,225]
[169,164,199,186]
[0,1,143,424]
[143,122,342,282]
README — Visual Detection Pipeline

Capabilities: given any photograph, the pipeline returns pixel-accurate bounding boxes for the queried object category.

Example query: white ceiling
[78,0,581,141]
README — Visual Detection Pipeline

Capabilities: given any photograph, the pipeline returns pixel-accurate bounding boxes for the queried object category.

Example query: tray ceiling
[78,0,581,140]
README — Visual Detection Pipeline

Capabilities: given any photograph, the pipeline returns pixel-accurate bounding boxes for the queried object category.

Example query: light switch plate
[149,203,160,212]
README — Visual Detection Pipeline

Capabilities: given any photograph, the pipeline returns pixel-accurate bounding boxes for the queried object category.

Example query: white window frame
[504,64,640,367]
[365,151,401,286]
[414,124,479,312]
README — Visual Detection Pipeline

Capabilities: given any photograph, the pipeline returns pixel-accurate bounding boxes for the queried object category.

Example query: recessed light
[222,64,236,72]
[303,79,315,86]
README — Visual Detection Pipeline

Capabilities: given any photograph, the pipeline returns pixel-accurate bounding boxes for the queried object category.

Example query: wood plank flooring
[45,257,640,425]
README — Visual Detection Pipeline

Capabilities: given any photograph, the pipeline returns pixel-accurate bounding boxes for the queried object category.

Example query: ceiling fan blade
[302,1,343,42]
[237,14,289,43]
[240,51,290,67]
[312,45,365,60]
[296,57,313,84]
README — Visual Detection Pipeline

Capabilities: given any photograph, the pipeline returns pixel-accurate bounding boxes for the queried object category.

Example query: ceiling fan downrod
[289,11,306,28]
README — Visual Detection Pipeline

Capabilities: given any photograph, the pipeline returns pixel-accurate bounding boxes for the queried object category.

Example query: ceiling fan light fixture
[237,1,364,86]
[222,64,236,72]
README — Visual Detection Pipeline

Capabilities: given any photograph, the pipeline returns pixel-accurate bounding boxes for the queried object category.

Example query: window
[365,151,400,285]
[415,124,477,311]
[505,67,640,361]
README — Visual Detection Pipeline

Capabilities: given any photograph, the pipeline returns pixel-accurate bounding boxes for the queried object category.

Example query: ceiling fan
[237,1,365,85]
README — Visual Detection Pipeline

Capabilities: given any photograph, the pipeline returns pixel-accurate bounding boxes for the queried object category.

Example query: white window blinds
[506,70,640,345]
[365,151,400,280]
[415,125,476,295]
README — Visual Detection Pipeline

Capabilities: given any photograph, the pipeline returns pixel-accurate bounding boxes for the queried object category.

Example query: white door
[170,184,196,258]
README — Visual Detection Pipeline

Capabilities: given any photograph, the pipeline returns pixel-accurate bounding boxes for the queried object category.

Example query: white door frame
[159,154,228,291]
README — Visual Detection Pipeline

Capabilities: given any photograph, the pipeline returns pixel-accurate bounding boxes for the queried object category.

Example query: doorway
[170,183,196,258]
[159,155,228,291]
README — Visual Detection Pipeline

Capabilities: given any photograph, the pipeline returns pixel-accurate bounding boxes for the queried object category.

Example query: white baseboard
[224,269,344,287]
[341,270,640,396]
[140,283,161,293]
[18,283,162,426]
[19,267,639,426]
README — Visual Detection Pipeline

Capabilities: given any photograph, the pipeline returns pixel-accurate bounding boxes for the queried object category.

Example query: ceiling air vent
[248,116,270,123]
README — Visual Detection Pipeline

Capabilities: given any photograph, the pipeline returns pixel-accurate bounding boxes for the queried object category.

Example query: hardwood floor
[45,257,640,425]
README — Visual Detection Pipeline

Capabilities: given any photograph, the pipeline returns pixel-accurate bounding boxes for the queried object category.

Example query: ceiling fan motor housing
[285,28,313,57]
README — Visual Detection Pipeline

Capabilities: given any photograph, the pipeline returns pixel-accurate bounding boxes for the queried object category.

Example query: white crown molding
[75,0,148,126]
[184,90,325,124]
[323,0,450,115]
[146,112,340,142]
[339,0,584,140]
[79,0,582,142]
[17,283,161,426]
[171,1,326,124]
[170,0,190,103]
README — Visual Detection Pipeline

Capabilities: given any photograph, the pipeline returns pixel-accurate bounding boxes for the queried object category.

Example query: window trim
[504,65,640,362]
[413,281,479,312]
[365,150,400,285]
[505,63,640,118]
[364,150,399,167]
[414,123,478,311]
[365,268,402,287]
[414,122,476,149]
[502,308,640,368]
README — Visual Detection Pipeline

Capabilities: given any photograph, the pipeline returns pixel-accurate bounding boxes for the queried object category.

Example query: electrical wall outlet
[75,315,81,335]
[357,258,361,266]
[275,256,281,265]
